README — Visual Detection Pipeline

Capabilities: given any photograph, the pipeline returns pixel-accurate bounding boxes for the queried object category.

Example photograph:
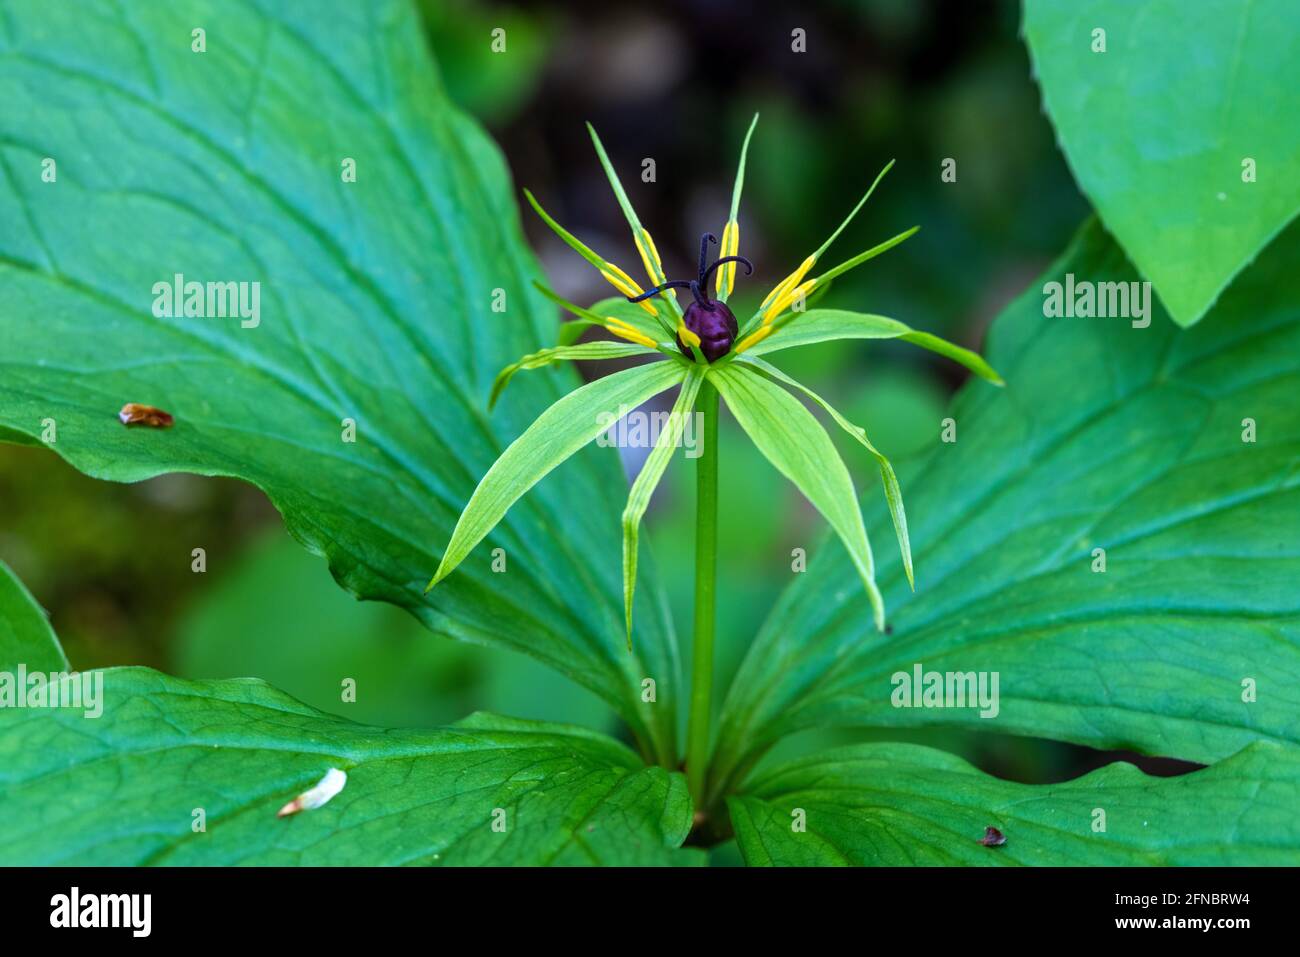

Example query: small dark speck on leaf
[978,826,1006,847]
[884,623,894,635]
[118,403,174,428]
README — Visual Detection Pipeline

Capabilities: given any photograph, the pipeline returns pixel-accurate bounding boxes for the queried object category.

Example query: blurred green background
[5,2,1187,855]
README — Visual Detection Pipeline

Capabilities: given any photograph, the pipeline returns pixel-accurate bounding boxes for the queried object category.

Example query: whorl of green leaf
[707,363,885,630]
[739,356,913,590]
[622,365,706,648]
[430,360,688,591]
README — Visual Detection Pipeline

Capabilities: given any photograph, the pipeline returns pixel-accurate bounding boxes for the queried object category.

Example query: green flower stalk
[426,116,1003,792]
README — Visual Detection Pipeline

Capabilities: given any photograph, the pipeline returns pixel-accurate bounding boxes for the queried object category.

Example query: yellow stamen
[735,326,775,354]
[676,322,702,348]
[604,319,657,348]
[634,231,664,280]
[763,279,817,326]
[717,221,739,297]
[600,263,658,317]
[759,254,816,310]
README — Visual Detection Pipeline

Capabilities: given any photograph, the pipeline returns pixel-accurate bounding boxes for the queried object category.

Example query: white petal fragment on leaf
[0,669,705,865]
[277,768,347,818]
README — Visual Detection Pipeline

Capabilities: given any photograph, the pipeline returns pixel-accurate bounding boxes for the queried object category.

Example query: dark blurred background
[4,2,1186,855]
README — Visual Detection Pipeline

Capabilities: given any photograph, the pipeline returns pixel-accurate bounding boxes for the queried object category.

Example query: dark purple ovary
[677,300,738,363]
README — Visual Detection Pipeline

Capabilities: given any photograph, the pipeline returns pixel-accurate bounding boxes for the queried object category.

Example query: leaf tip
[488,374,508,411]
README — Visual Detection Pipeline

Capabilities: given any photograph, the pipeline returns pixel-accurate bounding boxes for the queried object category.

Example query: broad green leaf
[728,742,1300,865]
[746,309,1004,385]
[707,363,884,630]
[623,366,705,646]
[0,560,67,672]
[433,360,687,588]
[0,0,681,761]
[489,341,654,411]
[713,217,1300,796]
[738,356,913,590]
[0,667,703,866]
[174,531,616,732]
[1023,0,1300,326]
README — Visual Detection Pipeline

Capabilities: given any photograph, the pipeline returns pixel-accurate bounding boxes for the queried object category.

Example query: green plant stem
[686,378,719,810]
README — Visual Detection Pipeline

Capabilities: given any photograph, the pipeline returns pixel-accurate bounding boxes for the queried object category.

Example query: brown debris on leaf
[118,403,174,428]
[977,825,1006,847]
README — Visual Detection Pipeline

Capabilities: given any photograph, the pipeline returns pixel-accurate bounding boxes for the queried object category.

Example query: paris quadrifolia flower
[428,115,1004,648]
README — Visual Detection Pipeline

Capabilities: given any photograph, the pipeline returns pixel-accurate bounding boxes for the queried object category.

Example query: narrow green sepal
[813,226,920,286]
[523,189,607,271]
[811,159,897,262]
[489,342,655,411]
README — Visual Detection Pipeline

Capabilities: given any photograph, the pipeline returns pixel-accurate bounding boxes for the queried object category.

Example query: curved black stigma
[624,233,755,307]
